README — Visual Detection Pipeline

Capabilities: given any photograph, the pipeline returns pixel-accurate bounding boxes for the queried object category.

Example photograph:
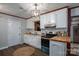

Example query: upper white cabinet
[56,8,68,28]
[26,19,34,29]
[40,8,68,29]
[40,14,47,29]
[46,12,56,25]
[40,12,56,29]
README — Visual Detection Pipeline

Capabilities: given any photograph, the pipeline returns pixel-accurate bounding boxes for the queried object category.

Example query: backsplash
[41,28,67,34]
[25,28,34,32]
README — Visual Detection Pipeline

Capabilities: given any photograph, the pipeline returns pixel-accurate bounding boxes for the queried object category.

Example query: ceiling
[0,3,79,19]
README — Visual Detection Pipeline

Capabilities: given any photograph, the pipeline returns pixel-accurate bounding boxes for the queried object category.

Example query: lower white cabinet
[24,35,41,49]
[50,41,67,56]
[34,35,41,49]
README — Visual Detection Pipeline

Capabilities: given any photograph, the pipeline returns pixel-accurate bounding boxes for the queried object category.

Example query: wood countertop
[24,33,70,43]
[24,33,41,36]
[49,36,70,43]
[42,36,70,43]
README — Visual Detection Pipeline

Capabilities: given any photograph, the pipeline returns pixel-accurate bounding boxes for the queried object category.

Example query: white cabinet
[24,35,41,49]
[24,35,31,44]
[40,14,47,29]
[45,13,50,24]
[40,12,56,29]
[34,35,41,49]
[56,8,68,28]
[24,35,33,45]
[40,8,67,29]
[46,12,56,25]
[49,12,56,24]
[26,19,34,29]
[50,41,67,56]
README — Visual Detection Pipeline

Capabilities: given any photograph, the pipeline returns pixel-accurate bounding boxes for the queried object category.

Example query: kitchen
[24,6,69,56]
[0,3,79,56]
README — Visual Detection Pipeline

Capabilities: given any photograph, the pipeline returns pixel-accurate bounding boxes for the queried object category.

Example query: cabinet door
[30,35,35,46]
[26,19,34,29]
[24,35,33,46]
[45,12,56,26]
[50,41,67,56]
[24,35,30,44]
[56,8,67,28]
[27,35,35,47]
[35,35,41,49]
[31,35,41,49]
[45,13,50,24]
[24,35,41,49]
[50,12,56,24]
[40,15,47,29]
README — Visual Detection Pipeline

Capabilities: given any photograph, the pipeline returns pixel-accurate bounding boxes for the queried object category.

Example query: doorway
[34,21,40,31]
[73,25,79,43]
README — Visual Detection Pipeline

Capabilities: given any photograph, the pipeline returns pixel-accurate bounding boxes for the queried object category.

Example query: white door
[8,20,21,46]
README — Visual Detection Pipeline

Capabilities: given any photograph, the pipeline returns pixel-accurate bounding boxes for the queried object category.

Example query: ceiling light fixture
[32,3,40,21]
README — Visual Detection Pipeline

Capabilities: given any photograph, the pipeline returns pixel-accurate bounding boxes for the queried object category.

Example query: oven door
[41,46,49,54]
[41,38,49,47]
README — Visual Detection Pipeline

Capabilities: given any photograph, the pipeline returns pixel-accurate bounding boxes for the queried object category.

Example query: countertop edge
[41,37,70,43]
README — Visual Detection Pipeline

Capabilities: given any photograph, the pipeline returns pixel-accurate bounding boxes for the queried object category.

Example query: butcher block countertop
[24,32,41,36]
[24,32,70,43]
[49,36,70,43]
[42,36,70,43]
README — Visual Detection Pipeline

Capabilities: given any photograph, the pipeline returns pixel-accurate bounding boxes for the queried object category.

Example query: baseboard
[0,43,23,50]
[0,43,29,50]
[0,46,8,50]
[8,43,24,48]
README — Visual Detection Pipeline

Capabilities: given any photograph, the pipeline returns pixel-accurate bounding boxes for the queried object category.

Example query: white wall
[0,16,8,48]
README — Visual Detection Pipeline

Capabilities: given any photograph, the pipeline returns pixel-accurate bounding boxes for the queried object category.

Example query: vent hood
[45,23,56,28]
